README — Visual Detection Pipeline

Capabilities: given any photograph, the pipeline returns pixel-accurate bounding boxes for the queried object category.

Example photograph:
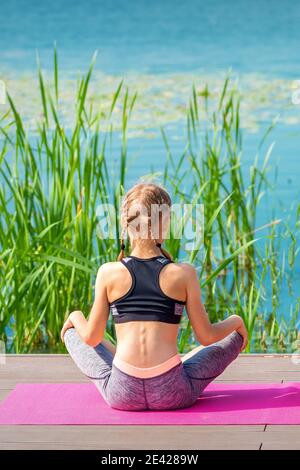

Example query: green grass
[0,52,299,353]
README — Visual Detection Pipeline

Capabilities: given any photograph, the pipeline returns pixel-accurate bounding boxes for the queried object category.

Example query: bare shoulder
[97,261,123,271]
[173,261,197,276]
[97,261,126,277]
[167,261,198,282]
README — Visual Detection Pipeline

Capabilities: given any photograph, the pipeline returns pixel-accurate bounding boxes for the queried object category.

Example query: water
[1,0,299,320]
[1,0,300,77]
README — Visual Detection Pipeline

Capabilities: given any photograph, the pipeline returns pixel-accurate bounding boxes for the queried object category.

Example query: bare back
[105,260,187,367]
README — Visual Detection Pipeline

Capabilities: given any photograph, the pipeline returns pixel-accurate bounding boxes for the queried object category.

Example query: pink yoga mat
[0,382,299,425]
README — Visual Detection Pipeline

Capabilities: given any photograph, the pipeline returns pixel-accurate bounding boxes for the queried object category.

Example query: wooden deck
[0,354,300,450]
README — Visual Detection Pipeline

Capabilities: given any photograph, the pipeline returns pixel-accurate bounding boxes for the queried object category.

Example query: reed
[0,52,298,353]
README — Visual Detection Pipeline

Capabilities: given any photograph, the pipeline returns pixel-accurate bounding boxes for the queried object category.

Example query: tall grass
[163,80,300,353]
[0,52,298,353]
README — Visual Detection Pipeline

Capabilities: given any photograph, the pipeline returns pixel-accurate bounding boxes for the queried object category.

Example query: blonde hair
[117,182,173,261]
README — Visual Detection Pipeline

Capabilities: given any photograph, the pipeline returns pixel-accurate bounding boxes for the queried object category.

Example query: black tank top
[110,255,186,324]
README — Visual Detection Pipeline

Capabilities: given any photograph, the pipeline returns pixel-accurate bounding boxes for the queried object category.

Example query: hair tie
[121,243,125,250]
[156,243,161,248]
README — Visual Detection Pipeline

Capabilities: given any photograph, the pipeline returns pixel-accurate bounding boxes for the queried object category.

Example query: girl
[61,182,247,410]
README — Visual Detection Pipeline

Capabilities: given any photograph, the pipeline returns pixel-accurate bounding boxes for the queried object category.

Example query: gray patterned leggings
[64,328,243,411]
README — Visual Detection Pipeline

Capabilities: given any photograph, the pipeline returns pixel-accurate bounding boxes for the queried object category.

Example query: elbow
[83,332,103,347]
[197,336,212,347]
[196,329,214,347]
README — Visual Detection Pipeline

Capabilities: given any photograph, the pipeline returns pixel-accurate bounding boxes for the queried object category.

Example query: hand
[236,320,248,352]
[60,316,74,343]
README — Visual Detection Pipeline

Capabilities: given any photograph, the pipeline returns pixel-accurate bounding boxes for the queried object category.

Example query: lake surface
[1,0,299,319]
[1,0,300,77]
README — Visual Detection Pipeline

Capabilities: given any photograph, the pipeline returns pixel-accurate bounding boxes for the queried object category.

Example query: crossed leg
[63,328,115,399]
[182,331,243,399]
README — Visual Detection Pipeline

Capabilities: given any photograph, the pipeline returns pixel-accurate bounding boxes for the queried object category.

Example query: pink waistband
[112,353,182,378]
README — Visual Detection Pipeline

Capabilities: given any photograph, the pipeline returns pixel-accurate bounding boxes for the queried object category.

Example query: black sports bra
[109,255,186,324]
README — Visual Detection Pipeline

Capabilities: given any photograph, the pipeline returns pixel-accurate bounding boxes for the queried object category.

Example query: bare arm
[61,264,114,349]
[184,264,247,349]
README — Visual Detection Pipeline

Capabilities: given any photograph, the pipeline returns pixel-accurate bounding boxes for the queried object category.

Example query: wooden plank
[0,377,288,391]
[218,371,299,381]
[0,426,263,450]
[224,361,299,372]
[0,440,263,452]
[0,379,284,391]
[258,421,300,450]
[2,355,298,390]
[0,356,88,387]
[0,380,88,390]
[1,375,89,383]
[282,379,300,383]
[261,431,300,450]
[1,358,81,372]
[235,355,295,360]
[1,355,295,370]
[2,356,297,379]
[3,354,69,357]
[1,369,88,380]
[2,354,295,363]
[3,354,294,361]
[265,425,300,432]
[0,440,262,450]
[0,443,97,450]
